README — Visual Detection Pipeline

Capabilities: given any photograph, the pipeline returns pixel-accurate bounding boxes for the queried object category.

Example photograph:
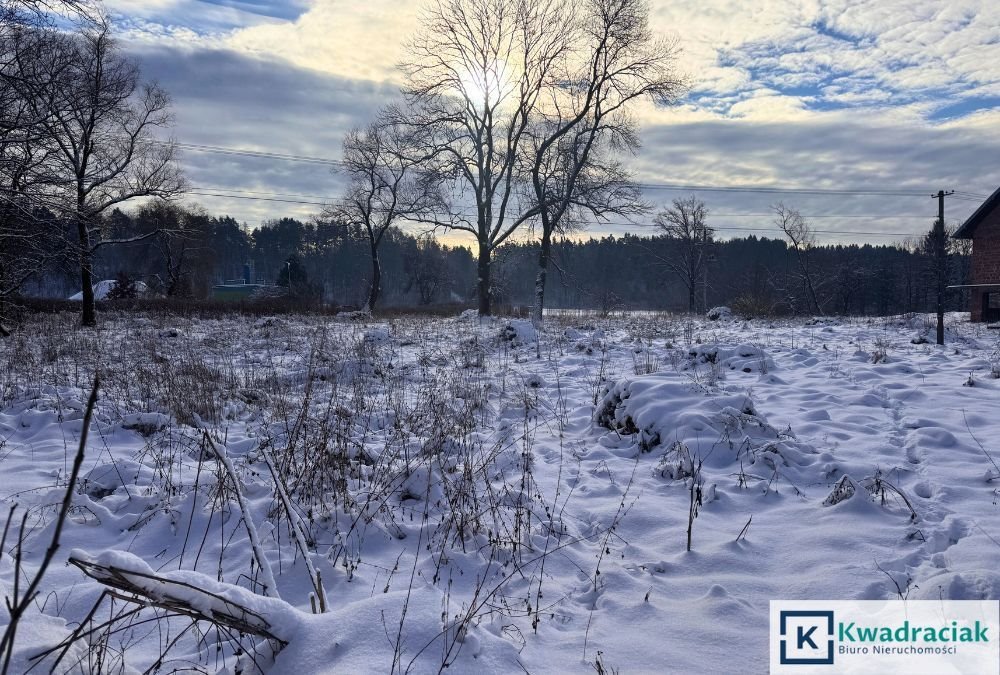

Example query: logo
[771,601,1000,674]
[779,610,835,665]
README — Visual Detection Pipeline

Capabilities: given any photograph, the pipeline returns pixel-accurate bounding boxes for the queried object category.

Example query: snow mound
[121,412,171,436]
[706,306,733,321]
[523,372,545,388]
[593,375,805,471]
[363,326,390,343]
[685,343,774,373]
[501,319,536,346]
[565,326,604,353]
[914,570,1000,600]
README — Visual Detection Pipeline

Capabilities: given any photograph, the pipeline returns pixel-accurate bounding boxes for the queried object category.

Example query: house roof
[954,185,1000,239]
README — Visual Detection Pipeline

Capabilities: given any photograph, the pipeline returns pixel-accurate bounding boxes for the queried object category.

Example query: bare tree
[654,196,713,313]
[529,143,643,324]
[1,0,90,22]
[11,17,184,325]
[401,0,576,315]
[403,235,450,305]
[526,0,684,327]
[329,112,440,312]
[773,202,824,315]
[132,200,213,298]
[0,23,76,326]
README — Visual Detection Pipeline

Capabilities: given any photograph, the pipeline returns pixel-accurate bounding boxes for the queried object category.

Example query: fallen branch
[67,555,290,646]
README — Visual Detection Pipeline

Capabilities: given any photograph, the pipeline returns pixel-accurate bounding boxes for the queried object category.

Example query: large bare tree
[654,196,713,313]
[526,0,684,326]
[11,17,184,325]
[401,0,576,315]
[773,202,824,315]
[329,112,440,312]
[0,22,76,327]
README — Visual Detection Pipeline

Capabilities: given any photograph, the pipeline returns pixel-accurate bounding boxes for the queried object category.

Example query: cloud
[108,0,312,41]
[629,107,1000,242]
[224,0,419,83]
[131,43,397,223]
[107,0,1000,240]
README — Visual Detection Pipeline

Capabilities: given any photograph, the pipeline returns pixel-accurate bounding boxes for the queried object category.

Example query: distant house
[210,263,282,301]
[953,186,1000,323]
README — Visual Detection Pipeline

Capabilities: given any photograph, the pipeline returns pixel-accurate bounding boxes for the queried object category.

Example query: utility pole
[932,190,954,345]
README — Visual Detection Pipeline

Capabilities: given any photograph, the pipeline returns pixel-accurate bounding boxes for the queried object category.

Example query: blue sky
[103,0,1000,243]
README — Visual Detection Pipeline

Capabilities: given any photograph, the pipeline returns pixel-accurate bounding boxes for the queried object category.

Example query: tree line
[20,201,478,308]
[16,196,971,318]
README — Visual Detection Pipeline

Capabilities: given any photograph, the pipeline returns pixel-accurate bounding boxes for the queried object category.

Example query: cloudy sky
[104,0,1000,244]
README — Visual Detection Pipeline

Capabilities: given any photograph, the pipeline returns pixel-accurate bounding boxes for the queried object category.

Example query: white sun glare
[458,60,512,110]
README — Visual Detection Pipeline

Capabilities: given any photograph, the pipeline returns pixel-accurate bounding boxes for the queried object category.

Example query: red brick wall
[970,204,1000,321]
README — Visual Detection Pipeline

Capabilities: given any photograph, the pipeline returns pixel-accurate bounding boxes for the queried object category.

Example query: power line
[171,141,974,198]
[633,183,929,196]
[189,185,946,219]
[187,190,327,206]
[184,191,933,238]
[707,225,924,237]
[173,142,344,167]
[187,186,948,223]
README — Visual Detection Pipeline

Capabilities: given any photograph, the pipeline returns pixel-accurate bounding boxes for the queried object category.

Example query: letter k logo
[777,610,835,665]
[797,625,819,650]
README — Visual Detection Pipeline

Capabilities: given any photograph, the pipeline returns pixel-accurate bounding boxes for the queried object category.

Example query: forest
[19,199,972,317]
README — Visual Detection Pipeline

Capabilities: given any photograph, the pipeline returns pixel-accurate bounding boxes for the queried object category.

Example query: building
[953,186,1000,323]
[210,263,282,301]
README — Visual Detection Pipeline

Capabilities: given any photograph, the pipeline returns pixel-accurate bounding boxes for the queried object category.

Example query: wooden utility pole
[932,190,954,345]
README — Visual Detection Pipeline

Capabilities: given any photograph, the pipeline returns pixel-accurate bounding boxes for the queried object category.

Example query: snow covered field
[1,310,999,673]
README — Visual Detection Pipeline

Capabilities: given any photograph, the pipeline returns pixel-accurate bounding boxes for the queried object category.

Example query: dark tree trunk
[77,217,96,327]
[368,242,381,312]
[532,226,552,327]
[477,242,491,316]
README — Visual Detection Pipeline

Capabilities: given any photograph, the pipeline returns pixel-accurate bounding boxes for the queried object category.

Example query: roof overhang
[954,185,1000,239]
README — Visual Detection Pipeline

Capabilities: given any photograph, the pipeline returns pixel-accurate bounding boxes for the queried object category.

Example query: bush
[106,271,138,300]
[730,293,774,320]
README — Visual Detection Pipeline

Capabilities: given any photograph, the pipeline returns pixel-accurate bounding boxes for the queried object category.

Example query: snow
[68,279,150,300]
[1,310,999,673]
[706,306,733,321]
[501,318,536,346]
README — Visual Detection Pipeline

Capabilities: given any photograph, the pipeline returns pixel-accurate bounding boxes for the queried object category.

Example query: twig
[735,515,752,542]
[259,444,327,612]
[203,432,280,599]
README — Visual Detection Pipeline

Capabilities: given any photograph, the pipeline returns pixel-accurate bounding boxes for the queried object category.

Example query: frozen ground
[1,309,998,673]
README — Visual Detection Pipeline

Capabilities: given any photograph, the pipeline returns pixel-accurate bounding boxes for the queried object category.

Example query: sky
[103,0,1000,245]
